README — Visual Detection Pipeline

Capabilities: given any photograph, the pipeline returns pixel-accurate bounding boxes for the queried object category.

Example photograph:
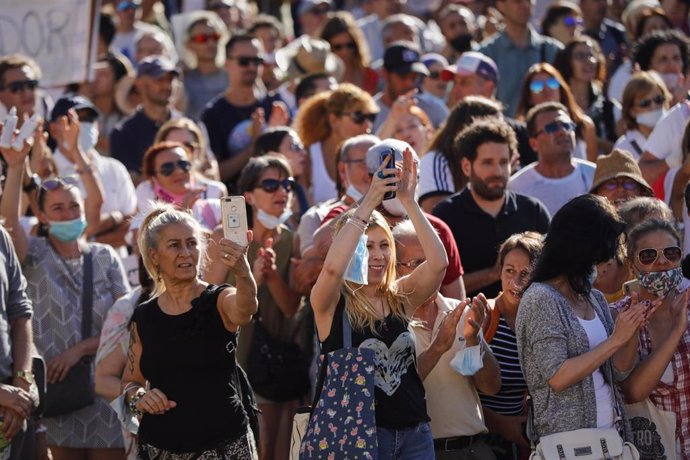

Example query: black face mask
[449,34,473,53]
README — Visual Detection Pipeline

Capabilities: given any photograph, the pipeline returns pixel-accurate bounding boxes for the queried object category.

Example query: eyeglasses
[529,77,560,94]
[332,42,357,52]
[563,16,583,27]
[228,56,264,67]
[397,258,425,269]
[636,94,666,109]
[536,120,576,136]
[190,33,221,44]
[41,175,79,191]
[1,79,39,94]
[341,111,377,124]
[600,177,640,191]
[637,246,682,265]
[427,71,442,80]
[256,178,296,193]
[157,160,192,177]
[573,52,597,63]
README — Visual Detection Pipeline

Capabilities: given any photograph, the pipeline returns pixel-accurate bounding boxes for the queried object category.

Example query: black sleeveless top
[321,298,429,429]
[132,284,247,452]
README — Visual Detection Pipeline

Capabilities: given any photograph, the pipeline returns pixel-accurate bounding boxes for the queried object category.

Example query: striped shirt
[419,150,454,203]
[479,315,528,415]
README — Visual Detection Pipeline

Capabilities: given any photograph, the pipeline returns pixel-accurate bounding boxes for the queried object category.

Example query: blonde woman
[293,83,378,205]
[310,144,448,459]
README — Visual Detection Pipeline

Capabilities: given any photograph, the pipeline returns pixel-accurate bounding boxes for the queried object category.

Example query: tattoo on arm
[126,322,137,374]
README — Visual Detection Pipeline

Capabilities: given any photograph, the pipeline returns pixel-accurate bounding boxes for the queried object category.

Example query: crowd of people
[2,0,690,458]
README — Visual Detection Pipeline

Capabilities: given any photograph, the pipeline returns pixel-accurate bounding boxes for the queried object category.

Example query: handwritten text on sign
[0,0,93,87]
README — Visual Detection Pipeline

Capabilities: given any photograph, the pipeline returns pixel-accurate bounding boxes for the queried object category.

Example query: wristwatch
[14,370,34,385]
[22,174,40,193]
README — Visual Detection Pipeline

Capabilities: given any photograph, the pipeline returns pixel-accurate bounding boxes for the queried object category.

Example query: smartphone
[380,148,396,200]
[623,279,641,297]
[221,196,249,246]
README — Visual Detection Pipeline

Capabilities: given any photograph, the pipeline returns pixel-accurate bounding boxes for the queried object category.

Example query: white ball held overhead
[11,114,39,150]
[0,107,18,149]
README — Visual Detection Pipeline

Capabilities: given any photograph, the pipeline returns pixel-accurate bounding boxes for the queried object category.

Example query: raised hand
[463,294,489,345]
[57,109,80,156]
[611,296,647,346]
[220,230,253,278]
[431,299,469,354]
[0,123,32,167]
[396,147,418,204]
[181,185,207,210]
[268,101,290,127]
[362,155,399,208]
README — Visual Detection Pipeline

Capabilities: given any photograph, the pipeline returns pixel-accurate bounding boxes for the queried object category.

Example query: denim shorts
[377,422,435,460]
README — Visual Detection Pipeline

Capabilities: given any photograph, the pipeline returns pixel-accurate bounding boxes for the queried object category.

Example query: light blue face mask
[344,233,369,285]
[49,217,86,242]
[449,329,485,376]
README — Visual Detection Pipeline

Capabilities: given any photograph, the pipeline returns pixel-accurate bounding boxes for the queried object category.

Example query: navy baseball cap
[383,42,429,76]
[137,55,179,79]
[50,94,99,122]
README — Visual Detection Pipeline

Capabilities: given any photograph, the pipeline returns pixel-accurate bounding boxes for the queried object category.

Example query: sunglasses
[1,79,39,94]
[229,56,264,67]
[427,71,442,80]
[537,120,576,136]
[601,177,640,191]
[637,246,682,265]
[190,33,221,44]
[563,16,583,27]
[157,160,192,177]
[636,94,666,109]
[332,42,357,52]
[342,111,377,124]
[41,175,79,191]
[529,77,560,94]
[256,178,296,193]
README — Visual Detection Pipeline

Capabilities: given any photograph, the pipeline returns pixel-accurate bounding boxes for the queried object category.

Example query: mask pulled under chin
[344,233,369,285]
[154,183,187,207]
[256,208,293,229]
[346,184,364,202]
[638,267,683,298]
[49,217,87,242]
[449,329,485,376]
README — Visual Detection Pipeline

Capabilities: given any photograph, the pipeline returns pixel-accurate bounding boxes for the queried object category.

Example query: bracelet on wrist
[346,218,367,232]
[349,214,369,228]
[127,389,145,417]
[76,163,93,175]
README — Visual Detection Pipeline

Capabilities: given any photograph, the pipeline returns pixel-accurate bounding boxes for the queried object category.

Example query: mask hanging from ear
[344,233,369,285]
[346,184,364,202]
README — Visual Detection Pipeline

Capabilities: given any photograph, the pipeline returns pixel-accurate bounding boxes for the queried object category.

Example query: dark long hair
[530,195,625,295]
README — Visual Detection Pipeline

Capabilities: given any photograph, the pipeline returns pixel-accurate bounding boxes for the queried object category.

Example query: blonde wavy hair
[334,209,407,334]
[138,203,209,299]
[294,83,378,147]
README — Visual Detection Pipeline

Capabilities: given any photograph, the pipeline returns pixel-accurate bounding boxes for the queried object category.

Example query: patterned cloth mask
[638,267,683,298]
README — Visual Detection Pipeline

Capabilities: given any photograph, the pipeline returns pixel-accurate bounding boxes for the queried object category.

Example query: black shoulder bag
[44,245,96,417]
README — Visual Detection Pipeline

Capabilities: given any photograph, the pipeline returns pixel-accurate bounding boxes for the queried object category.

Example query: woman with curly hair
[515,62,598,161]
[293,83,378,205]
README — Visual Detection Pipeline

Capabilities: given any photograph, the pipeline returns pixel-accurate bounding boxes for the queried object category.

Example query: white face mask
[660,73,681,93]
[382,198,407,217]
[636,108,665,128]
[345,184,364,202]
[256,208,293,229]
[78,122,99,153]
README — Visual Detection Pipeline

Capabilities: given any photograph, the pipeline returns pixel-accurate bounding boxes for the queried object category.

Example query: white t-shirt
[508,158,596,216]
[576,313,615,429]
[663,167,690,255]
[309,142,338,206]
[419,150,454,201]
[607,60,632,105]
[614,130,647,161]
[644,102,690,169]
[296,199,339,255]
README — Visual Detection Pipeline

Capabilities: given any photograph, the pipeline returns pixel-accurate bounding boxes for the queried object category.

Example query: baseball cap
[297,0,332,16]
[441,51,499,84]
[116,0,141,11]
[51,94,99,122]
[137,55,179,79]
[421,53,449,69]
[383,42,429,76]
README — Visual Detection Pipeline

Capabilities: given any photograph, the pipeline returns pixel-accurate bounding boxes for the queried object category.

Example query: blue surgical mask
[346,184,364,202]
[450,331,485,376]
[344,233,369,285]
[49,217,86,242]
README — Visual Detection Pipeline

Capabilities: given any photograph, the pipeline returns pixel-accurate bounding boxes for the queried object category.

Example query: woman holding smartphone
[310,144,448,459]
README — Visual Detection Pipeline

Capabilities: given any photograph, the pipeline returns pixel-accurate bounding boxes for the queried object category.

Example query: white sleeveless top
[309,142,338,205]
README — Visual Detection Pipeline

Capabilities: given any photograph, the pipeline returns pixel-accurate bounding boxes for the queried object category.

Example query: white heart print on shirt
[359,332,415,396]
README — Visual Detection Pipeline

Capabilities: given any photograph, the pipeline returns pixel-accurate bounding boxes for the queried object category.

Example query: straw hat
[274,36,344,82]
[590,149,653,196]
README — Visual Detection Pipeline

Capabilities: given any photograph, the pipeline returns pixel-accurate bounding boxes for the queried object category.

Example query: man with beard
[110,55,180,183]
[201,34,286,192]
[509,102,596,216]
[433,120,550,298]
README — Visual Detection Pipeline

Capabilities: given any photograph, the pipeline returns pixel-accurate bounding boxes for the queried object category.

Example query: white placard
[0,0,94,87]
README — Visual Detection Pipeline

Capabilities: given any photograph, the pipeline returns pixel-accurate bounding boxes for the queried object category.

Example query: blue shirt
[478,26,563,117]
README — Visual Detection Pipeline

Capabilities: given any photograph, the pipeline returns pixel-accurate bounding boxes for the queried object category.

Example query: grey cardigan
[516,282,632,439]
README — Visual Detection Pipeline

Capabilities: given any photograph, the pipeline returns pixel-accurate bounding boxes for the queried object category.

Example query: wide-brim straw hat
[275,36,344,82]
[590,148,653,196]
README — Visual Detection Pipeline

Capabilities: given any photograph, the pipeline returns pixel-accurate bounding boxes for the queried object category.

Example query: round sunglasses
[157,160,192,177]
[600,177,640,191]
[637,246,682,265]
[1,79,39,94]
[530,77,560,94]
[41,175,79,191]
[255,178,296,193]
